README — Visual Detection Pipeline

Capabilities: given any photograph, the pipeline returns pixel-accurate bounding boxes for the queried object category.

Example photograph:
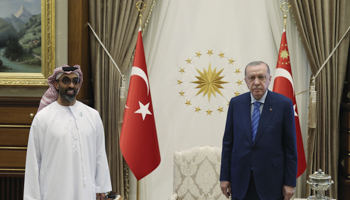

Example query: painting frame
[0,0,55,87]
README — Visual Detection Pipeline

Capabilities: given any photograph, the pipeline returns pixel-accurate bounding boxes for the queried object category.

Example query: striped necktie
[251,102,262,141]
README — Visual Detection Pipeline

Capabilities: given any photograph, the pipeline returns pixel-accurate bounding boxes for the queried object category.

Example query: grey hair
[244,61,270,76]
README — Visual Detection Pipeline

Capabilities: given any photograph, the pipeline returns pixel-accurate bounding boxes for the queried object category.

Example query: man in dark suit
[220,61,297,200]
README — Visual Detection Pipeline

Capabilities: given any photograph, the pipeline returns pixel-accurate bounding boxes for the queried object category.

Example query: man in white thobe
[24,65,111,200]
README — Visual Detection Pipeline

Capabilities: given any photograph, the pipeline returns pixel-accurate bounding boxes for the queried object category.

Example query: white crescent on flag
[131,66,150,95]
[294,105,298,117]
[275,68,295,94]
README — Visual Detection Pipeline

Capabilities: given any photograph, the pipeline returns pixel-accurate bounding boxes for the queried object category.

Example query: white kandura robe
[24,101,112,200]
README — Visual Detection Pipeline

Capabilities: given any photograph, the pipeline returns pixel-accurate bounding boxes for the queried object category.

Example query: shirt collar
[250,90,268,104]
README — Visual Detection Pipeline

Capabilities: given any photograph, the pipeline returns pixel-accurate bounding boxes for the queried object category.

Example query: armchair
[169,146,226,200]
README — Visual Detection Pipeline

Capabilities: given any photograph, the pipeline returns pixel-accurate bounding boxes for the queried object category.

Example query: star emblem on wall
[192,62,228,102]
[218,107,224,113]
[176,49,245,116]
[206,109,212,115]
[179,91,185,96]
[229,58,235,64]
[235,68,241,74]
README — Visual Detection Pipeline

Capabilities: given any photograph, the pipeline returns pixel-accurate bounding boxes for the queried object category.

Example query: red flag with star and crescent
[120,30,161,180]
[273,29,307,178]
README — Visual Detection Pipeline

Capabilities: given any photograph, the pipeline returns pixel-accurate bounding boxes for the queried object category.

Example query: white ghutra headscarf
[38,64,83,112]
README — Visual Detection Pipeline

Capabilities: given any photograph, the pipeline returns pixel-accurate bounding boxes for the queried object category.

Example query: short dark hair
[244,61,270,76]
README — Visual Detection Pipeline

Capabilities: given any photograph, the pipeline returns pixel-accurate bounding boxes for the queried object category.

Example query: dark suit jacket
[220,91,297,200]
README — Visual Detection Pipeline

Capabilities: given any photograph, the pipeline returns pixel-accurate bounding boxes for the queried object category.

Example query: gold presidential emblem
[177,49,245,116]
[191,63,228,102]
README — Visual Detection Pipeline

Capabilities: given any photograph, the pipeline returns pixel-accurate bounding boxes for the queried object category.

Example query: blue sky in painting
[0,0,41,18]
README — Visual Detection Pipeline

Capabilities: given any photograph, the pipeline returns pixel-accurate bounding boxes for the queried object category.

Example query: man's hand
[283,185,295,200]
[96,193,106,200]
[220,181,231,199]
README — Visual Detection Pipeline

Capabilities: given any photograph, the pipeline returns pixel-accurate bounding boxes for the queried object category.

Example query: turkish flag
[120,30,161,180]
[273,30,307,178]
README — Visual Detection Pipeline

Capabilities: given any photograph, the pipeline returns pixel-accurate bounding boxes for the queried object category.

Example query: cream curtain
[88,1,154,199]
[139,0,285,199]
[264,0,311,198]
[289,0,350,198]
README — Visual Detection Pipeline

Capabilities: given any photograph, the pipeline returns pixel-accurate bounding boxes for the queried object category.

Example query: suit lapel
[239,93,253,145]
[253,91,278,146]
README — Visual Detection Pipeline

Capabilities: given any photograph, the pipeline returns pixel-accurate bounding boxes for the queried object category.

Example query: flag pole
[137,180,140,200]
[274,2,307,178]
[280,2,291,30]
[134,3,146,200]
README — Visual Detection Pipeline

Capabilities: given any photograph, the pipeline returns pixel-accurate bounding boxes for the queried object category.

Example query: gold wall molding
[0,147,27,150]
[0,125,31,128]
[0,168,25,171]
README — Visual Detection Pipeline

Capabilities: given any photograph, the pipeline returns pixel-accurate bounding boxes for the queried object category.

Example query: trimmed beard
[59,86,77,102]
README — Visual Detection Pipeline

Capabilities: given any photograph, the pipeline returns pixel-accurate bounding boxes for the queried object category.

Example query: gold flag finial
[136,1,147,30]
[280,2,291,30]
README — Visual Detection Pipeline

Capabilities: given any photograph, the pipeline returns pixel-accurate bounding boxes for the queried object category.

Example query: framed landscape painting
[0,0,55,86]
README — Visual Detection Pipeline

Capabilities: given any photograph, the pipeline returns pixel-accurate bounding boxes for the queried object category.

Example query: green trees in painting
[0,14,42,65]
[4,37,23,61]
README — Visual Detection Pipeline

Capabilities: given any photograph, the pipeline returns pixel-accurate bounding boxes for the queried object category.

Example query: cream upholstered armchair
[169,146,227,200]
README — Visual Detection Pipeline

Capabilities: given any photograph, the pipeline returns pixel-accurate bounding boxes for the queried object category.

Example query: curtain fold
[264,0,311,198]
[289,0,350,198]
[88,1,154,199]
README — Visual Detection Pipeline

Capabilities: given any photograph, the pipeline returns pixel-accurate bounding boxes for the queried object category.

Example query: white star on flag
[135,101,152,120]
